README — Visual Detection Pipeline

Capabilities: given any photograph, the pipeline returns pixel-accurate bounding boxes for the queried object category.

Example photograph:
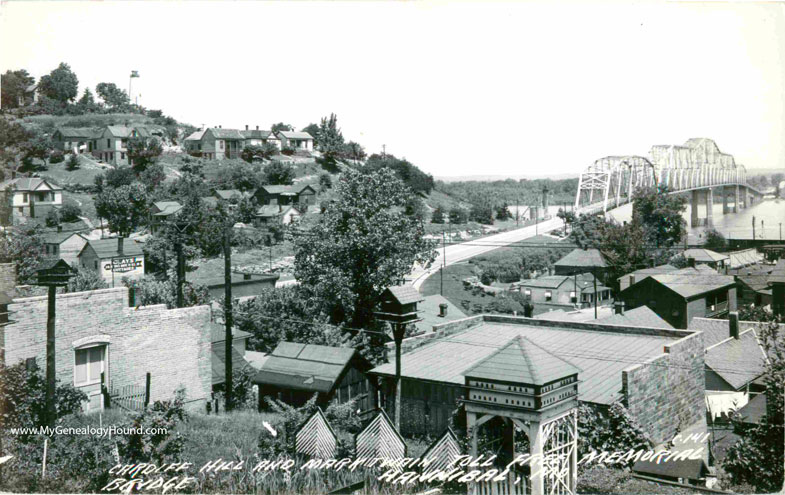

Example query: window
[545,290,552,302]
[107,139,111,147]
[524,288,531,296]
[121,153,125,160]
[219,141,224,149]
[22,193,28,203]
[570,291,577,303]
[94,260,98,270]
[74,345,105,386]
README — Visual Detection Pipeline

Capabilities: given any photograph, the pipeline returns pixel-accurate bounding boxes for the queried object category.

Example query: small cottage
[78,238,145,286]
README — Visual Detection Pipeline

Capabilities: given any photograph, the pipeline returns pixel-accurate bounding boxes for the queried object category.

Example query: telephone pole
[223,228,234,412]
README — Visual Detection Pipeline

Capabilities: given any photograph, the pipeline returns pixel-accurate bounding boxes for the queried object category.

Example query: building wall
[79,247,145,286]
[623,279,688,328]
[522,285,575,305]
[622,331,705,445]
[56,235,88,266]
[4,287,213,411]
[379,377,463,436]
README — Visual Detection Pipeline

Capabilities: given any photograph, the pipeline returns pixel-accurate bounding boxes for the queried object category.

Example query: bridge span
[574,138,766,226]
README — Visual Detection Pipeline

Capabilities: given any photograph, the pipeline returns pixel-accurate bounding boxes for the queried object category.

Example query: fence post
[144,372,151,408]
[101,372,111,409]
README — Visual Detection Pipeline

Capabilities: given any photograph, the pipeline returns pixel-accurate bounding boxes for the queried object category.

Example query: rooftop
[618,264,678,284]
[417,294,467,333]
[209,322,252,343]
[515,273,597,290]
[383,285,424,306]
[463,335,581,386]
[595,305,674,329]
[212,345,251,386]
[253,342,362,394]
[256,204,299,217]
[554,248,607,268]
[0,177,62,192]
[770,259,785,284]
[370,315,688,405]
[705,329,767,390]
[277,131,314,140]
[647,270,736,299]
[55,127,101,139]
[151,201,183,216]
[81,238,144,259]
[683,248,730,263]
[727,249,764,269]
[42,231,86,245]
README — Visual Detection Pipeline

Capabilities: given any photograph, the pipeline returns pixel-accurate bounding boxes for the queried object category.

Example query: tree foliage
[241,143,278,163]
[1,69,35,109]
[703,227,727,252]
[37,63,79,103]
[362,153,435,195]
[95,82,130,109]
[293,168,437,361]
[262,161,296,185]
[123,275,209,309]
[0,226,46,284]
[270,123,293,133]
[126,137,163,173]
[94,182,150,237]
[631,186,687,248]
[66,267,109,293]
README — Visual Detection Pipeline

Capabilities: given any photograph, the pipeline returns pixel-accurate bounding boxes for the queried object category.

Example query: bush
[66,267,108,293]
[118,388,188,464]
[65,153,79,171]
[49,150,65,164]
[319,172,333,189]
[58,202,82,223]
[263,161,296,185]
[45,208,60,227]
[280,145,295,156]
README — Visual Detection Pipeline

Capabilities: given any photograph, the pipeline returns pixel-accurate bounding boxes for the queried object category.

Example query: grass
[189,245,296,286]
[40,154,109,187]
[420,262,507,315]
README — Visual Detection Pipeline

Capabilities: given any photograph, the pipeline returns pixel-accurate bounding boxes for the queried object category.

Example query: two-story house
[620,266,737,329]
[199,128,246,160]
[0,177,63,222]
[91,125,164,166]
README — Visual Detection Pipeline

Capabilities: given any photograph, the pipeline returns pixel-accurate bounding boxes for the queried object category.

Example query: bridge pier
[705,189,713,228]
[690,189,714,228]
[691,190,700,228]
[722,186,731,214]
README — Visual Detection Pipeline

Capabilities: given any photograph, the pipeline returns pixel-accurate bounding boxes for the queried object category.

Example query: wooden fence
[101,372,150,412]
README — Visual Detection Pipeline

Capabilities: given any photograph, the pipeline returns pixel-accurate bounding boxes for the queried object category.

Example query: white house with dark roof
[0,177,63,222]
[91,125,165,165]
[78,238,145,285]
[52,127,102,153]
[254,204,300,226]
[43,231,88,266]
[683,248,730,272]
[276,130,314,151]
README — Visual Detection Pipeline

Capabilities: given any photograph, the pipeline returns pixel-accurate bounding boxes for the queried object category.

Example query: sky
[1,1,784,178]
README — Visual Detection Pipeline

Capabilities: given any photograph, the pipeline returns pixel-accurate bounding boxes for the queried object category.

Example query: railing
[101,372,150,412]
[474,471,528,495]
[705,300,729,317]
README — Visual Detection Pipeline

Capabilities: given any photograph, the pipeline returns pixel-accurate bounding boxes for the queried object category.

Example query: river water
[608,198,785,241]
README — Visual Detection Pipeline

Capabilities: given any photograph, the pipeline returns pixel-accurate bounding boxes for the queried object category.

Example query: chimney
[279,203,282,213]
[629,275,636,287]
[438,303,448,317]
[688,257,696,268]
[614,301,625,315]
[729,311,739,339]
[117,237,124,256]
[219,125,222,129]
[57,224,62,232]
[243,273,251,280]
[256,125,259,130]
[245,125,249,130]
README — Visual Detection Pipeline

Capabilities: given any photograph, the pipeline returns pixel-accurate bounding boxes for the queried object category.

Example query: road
[407,217,564,290]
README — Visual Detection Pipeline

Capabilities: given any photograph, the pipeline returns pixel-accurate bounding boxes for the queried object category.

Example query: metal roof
[705,329,767,390]
[463,335,581,385]
[184,129,206,141]
[727,249,764,269]
[253,342,360,394]
[256,184,312,195]
[770,259,785,284]
[214,189,244,200]
[595,306,673,329]
[81,238,144,259]
[417,294,467,333]
[212,345,252,385]
[648,272,736,299]
[278,131,314,140]
[42,231,86,245]
[207,128,245,140]
[683,248,729,263]
[151,201,183,216]
[515,273,597,290]
[370,318,678,405]
[240,130,274,139]
[553,248,607,268]
[209,322,252,343]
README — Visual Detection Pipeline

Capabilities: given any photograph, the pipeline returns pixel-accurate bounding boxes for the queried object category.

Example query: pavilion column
[691,190,701,228]
[705,188,713,228]
[530,421,544,495]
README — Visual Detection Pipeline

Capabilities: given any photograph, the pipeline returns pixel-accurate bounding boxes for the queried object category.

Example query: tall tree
[1,69,35,109]
[631,186,687,248]
[301,123,320,148]
[76,88,99,112]
[317,113,345,162]
[94,182,150,237]
[38,63,79,103]
[96,82,130,109]
[293,168,437,360]
[263,161,296,185]
[126,137,163,173]
[271,122,293,133]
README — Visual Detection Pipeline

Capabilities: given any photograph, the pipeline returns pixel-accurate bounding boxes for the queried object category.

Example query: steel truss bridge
[574,138,765,226]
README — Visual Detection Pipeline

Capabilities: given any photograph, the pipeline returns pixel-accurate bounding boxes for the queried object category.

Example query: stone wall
[622,331,705,445]
[4,287,212,411]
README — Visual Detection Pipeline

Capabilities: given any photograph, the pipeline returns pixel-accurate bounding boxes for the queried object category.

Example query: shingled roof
[81,238,144,259]
[0,177,62,192]
[683,248,729,263]
[554,248,607,268]
[383,285,424,305]
[463,335,580,386]
[705,329,767,390]
[649,272,736,299]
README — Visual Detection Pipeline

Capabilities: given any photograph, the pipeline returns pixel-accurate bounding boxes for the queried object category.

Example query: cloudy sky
[1,1,783,177]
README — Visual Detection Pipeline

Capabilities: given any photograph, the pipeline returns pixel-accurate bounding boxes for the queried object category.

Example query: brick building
[2,285,212,412]
[369,314,705,444]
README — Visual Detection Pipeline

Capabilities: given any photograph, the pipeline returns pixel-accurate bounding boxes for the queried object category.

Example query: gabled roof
[151,201,183,216]
[727,249,764,269]
[42,231,87,245]
[554,248,607,268]
[617,264,678,284]
[705,329,767,390]
[54,127,101,139]
[736,275,771,292]
[277,131,314,140]
[240,130,274,139]
[647,271,736,299]
[0,177,63,192]
[80,238,144,259]
[254,342,363,394]
[383,285,424,305]
[207,128,245,140]
[683,248,729,263]
[770,259,785,284]
[595,305,674,329]
[184,129,206,141]
[212,345,251,385]
[463,335,580,386]
[104,125,154,138]
[516,273,597,290]
[214,189,245,200]
[256,184,313,195]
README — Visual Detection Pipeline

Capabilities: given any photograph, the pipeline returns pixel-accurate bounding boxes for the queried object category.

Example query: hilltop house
[241,126,280,148]
[43,231,88,266]
[183,129,206,154]
[0,177,63,223]
[253,184,317,210]
[149,201,183,234]
[512,273,612,312]
[78,238,145,286]
[184,126,282,159]
[91,125,165,166]
[52,127,101,153]
[254,204,300,226]
[276,131,314,152]
[620,266,737,329]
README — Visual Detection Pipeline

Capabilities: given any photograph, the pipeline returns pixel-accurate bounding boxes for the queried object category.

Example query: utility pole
[175,241,185,308]
[593,267,598,319]
[440,230,445,296]
[779,223,782,241]
[752,215,756,240]
[223,228,234,412]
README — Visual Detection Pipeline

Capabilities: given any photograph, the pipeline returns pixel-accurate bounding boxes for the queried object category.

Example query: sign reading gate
[107,257,143,273]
